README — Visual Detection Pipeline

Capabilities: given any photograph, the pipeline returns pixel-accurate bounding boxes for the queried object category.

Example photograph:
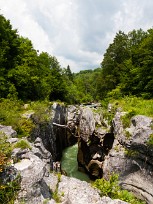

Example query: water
[61,143,90,182]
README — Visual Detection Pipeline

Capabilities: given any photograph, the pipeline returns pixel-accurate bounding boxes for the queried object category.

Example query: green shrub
[125,130,131,139]
[0,134,21,204]
[0,99,52,138]
[29,101,52,123]
[93,173,145,204]
[107,86,123,99]
[0,175,21,204]
[121,109,136,128]
[93,174,120,198]
[124,149,139,157]
[112,96,153,117]
[0,134,12,172]
[147,134,153,146]
[16,118,35,138]
[0,99,23,130]
[14,140,31,150]
[52,189,61,203]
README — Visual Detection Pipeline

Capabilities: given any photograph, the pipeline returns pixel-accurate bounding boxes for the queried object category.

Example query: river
[61,143,90,182]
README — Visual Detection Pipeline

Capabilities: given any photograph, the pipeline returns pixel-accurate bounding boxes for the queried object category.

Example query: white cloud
[0,0,153,72]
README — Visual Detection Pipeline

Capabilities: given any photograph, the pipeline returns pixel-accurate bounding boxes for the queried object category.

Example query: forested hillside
[0,14,153,103]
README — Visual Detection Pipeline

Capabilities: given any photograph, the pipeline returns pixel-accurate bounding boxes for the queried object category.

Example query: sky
[0,0,153,72]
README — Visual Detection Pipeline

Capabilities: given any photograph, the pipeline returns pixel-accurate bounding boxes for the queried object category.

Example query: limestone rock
[104,111,153,203]
[77,106,113,178]
[0,124,17,138]
[58,175,127,204]
[7,137,19,144]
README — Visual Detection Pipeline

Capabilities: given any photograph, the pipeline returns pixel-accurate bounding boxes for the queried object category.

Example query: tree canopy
[0,14,153,104]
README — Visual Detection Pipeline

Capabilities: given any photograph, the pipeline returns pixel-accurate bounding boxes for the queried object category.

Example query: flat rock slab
[13,159,32,171]
[58,175,127,204]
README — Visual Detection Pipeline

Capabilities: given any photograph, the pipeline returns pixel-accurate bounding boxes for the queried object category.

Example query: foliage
[147,134,153,146]
[111,96,153,117]
[125,130,131,139]
[0,99,53,137]
[0,99,35,137]
[121,109,136,128]
[17,118,35,138]
[0,174,21,204]
[98,29,153,99]
[13,139,31,150]
[124,149,139,157]
[0,134,21,204]
[1,13,153,104]
[52,173,62,203]
[0,134,12,172]
[93,174,145,204]
[0,14,68,102]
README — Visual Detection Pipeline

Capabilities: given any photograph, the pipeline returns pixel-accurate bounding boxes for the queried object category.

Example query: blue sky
[0,0,153,72]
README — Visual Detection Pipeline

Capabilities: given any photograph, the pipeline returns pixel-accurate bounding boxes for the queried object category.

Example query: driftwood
[53,122,79,137]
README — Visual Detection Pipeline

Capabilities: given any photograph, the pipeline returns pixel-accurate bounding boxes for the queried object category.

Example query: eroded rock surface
[58,175,127,204]
[103,111,153,203]
[12,137,126,204]
[1,102,153,203]
[0,124,17,137]
[77,106,114,179]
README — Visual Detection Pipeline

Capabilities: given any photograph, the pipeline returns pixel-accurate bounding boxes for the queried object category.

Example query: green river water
[61,143,90,182]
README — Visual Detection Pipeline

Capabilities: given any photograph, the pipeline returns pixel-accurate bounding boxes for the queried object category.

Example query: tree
[0,14,20,98]
[101,31,130,96]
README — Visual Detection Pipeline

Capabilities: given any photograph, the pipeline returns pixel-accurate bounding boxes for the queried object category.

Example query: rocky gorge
[0,102,153,204]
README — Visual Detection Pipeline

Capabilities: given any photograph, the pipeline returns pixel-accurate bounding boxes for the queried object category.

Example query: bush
[0,99,22,130]
[0,135,12,172]
[121,109,136,128]
[14,140,31,150]
[16,118,35,138]
[112,96,153,117]
[93,173,145,204]
[147,134,153,146]
[0,174,21,204]
[0,135,21,204]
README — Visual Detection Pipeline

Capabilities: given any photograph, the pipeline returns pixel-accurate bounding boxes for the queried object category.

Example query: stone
[0,124,17,138]
[77,106,112,178]
[22,110,35,119]
[14,151,51,204]
[58,175,127,204]
[7,137,19,144]
[104,111,153,203]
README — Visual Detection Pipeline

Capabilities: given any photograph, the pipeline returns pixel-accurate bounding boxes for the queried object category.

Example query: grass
[110,96,153,117]
[52,173,62,203]
[0,99,53,137]
[121,109,136,128]
[124,149,139,157]
[13,139,31,150]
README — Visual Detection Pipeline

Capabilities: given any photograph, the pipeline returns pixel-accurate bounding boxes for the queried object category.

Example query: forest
[0,14,153,104]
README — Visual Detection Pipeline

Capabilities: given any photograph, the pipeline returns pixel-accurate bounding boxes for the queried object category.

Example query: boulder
[58,175,127,204]
[0,124,17,138]
[103,111,153,203]
[77,106,113,178]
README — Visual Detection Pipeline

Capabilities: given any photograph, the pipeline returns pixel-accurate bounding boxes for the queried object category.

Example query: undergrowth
[52,173,62,203]
[0,135,21,204]
[110,96,153,117]
[93,173,145,204]
[14,139,31,150]
[0,99,52,137]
